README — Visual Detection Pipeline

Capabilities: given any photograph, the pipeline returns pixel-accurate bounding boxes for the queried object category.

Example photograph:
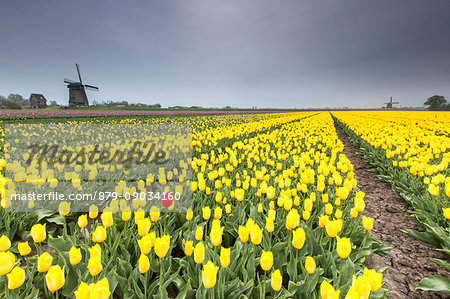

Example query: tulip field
[0,110,448,298]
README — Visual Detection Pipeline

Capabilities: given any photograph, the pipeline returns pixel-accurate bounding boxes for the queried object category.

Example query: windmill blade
[76,63,83,84]
[64,78,76,84]
[84,84,99,91]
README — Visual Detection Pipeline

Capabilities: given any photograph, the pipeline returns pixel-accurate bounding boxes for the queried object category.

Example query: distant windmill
[64,64,98,107]
[384,96,399,108]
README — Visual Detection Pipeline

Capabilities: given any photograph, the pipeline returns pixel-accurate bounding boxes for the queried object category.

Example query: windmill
[64,64,99,107]
[384,96,399,108]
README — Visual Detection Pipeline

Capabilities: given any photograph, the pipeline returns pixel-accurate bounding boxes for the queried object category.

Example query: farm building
[29,93,48,109]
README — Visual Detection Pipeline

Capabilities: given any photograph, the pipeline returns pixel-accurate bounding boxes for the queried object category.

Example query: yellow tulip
[18,241,31,256]
[220,247,230,268]
[305,256,316,274]
[186,209,193,221]
[195,226,203,241]
[92,226,106,243]
[250,224,263,245]
[7,266,25,290]
[352,276,371,299]
[320,281,340,299]
[37,252,53,273]
[265,217,274,233]
[69,247,82,265]
[91,278,111,299]
[138,233,154,255]
[194,242,205,264]
[271,269,282,291]
[325,220,339,238]
[362,216,374,231]
[258,203,263,213]
[260,250,273,271]
[138,254,150,273]
[286,209,300,230]
[0,251,15,275]
[363,267,383,291]
[74,282,90,299]
[214,206,222,219]
[350,208,358,218]
[150,207,160,222]
[210,226,223,247]
[45,265,65,292]
[202,206,211,220]
[302,210,311,221]
[268,209,276,220]
[58,201,70,216]
[443,208,450,220]
[318,214,329,228]
[135,209,146,224]
[122,207,132,221]
[225,204,232,214]
[88,255,102,276]
[292,227,306,249]
[336,236,352,259]
[101,212,114,228]
[238,226,250,243]
[184,240,194,256]
[0,235,11,252]
[155,235,170,258]
[89,244,102,258]
[137,218,151,237]
[78,214,88,228]
[30,223,46,243]
[202,261,219,289]
[89,205,99,219]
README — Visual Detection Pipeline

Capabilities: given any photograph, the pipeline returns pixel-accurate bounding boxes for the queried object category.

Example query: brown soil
[334,120,450,299]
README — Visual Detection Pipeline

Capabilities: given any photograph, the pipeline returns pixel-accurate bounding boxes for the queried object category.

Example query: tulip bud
[101,212,114,228]
[292,227,306,250]
[363,267,383,291]
[286,209,300,230]
[58,201,70,216]
[362,216,374,231]
[210,226,223,247]
[202,261,219,289]
[0,251,15,275]
[250,224,263,245]
[37,252,53,273]
[184,240,194,256]
[305,256,316,274]
[137,218,151,237]
[202,206,211,220]
[225,204,231,214]
[138,254,150,274]
[0,235,11,252]
[89,205,99,219]
[30,223,46,243]
[78,214,88,228]
[18,241,31,256]
[74,282,90,299]
[238,226,250,243]
[336,236,351,259]
[45,265,65,292]
[260,250,273,271]
[122,207,132,221]
[186,209,193,221]
[88,255,102,276]
[194,242,205,264]
[92,226,107,243]
[155,235,170,258]
[220,247,230,268]
[69,247,82,265]
[271,269,282,291]
[265,217,274,233]
[7,267,25,290]
[195,226,203,241]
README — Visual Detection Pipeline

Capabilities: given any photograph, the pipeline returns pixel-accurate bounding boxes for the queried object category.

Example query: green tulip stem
[159,257,163,294]
[337,259,343,289]
[262,271,266,298]
[4,276,10,299]
[35,242,42,256]
[144,271,148,298]
[55,290,59,299]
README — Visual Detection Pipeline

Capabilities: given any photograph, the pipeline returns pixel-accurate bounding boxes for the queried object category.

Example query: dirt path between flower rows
[333,119,449,299]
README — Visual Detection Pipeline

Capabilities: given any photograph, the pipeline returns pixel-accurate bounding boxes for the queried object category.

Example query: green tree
[7,93,25,105]
[424,95,448,110]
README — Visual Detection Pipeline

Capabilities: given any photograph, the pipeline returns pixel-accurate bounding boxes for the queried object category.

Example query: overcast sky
[1,1,449,108]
